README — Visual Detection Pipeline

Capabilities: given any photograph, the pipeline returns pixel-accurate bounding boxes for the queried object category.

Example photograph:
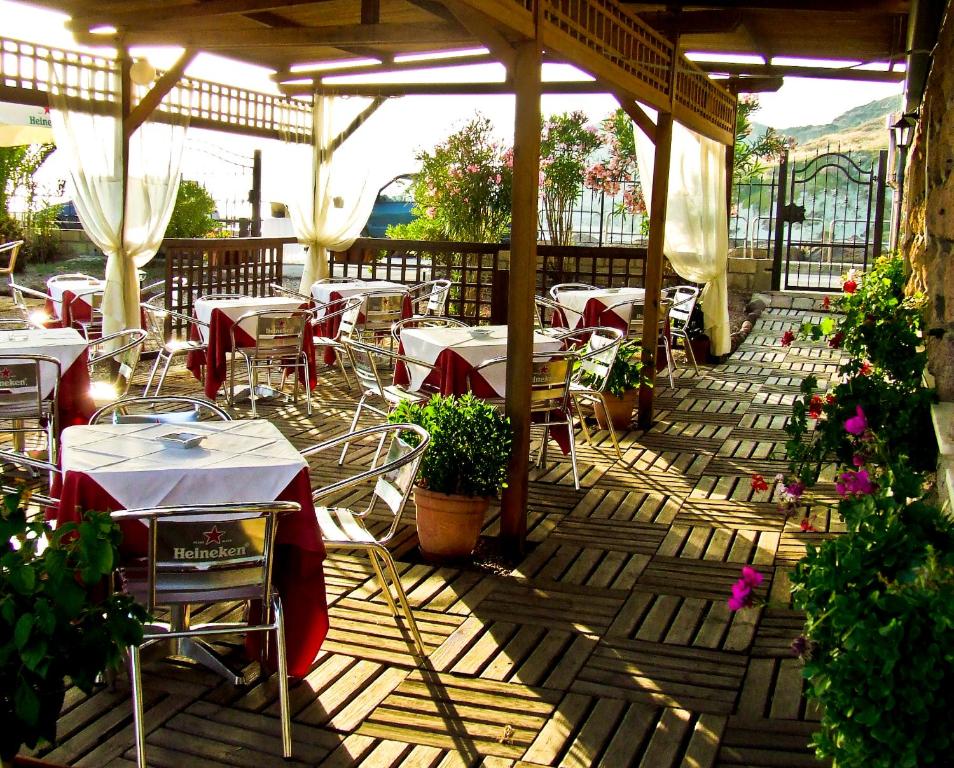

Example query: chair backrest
[140,301,168,348]
[0,447,61,510]
[0,240,23,276]
[566,326,624,392]
[666,285,700,331]
[409,279,452,317]
[111,502,298,611]
[197,292,245,301]
[87,329,148,399]
[90,395,232,424]
[7,282,53,325]
[0,354,60,419]
[534,295,568,330]
[549,282,597,301]
[301,422,429,543]
[361,290,407,335]
[0,318,31,330]
[470,350,576,411]
[341,336,388,397]
[249,310,308,358]
[269,283,311,303]
[314,295,363,341]
[390,316,468,345]
[627,298,672,340]
[48,273,97,284]
[71,291,104,336]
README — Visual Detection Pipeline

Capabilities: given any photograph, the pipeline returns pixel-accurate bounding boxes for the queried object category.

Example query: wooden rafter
[441,0,518,71]
[692,61,905,82]
[69,0,335,29]
[614,92,656,143]
[124,48,196,139]
[272,50,493,84]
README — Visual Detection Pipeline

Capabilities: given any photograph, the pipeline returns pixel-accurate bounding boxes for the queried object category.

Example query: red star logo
[202,525,224,545]
[0,368,10,378]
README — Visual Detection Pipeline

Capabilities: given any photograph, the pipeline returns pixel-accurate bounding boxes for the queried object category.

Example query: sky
[2,0,903,207]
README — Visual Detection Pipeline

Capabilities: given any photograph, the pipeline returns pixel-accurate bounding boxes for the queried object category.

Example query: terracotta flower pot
[595,389,639,431]
[413,485,490,561]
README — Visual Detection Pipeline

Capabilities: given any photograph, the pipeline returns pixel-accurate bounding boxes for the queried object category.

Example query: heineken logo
[171,524,249,560]
[29,115,52,127]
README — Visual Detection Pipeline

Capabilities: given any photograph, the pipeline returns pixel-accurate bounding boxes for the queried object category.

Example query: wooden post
[500,40,541,557]
[251,149,262,237]
[637,111,673,429]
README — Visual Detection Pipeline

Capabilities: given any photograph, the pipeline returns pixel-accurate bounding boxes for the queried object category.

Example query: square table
[554,286,645,332]
[0,326,95,430]
[53,418,327,678]
[396,324,564,398]
[45,277,104,328]
[186,295,315,399]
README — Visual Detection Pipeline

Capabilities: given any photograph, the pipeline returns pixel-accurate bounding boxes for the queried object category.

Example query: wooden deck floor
[19,296,838,767]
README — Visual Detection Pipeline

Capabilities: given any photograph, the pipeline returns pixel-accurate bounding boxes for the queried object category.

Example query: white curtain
[635,120,731,356]
[282,95,381,291]
[49,63,186,338]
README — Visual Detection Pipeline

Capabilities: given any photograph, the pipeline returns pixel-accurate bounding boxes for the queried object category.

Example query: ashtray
[471,327,493,336]
[157,431,205,449]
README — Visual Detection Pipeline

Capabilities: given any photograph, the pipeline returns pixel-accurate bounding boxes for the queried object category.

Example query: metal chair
[140,301,209,396]
[359,289,409,347]
[0,318,32,330]
[406,279,452,317]
[628,299,675,387]
[301,423,430,653]
[91,395,231,425]
[0,442,62,508]
[111,501,299,768]
[87,328,148,408]
[664,285,701,376]
[311,295,363,390]
[533,294,569,333]
[8,280,54,327]
[338,336,437,464]
[269,282,312,303]
[69,289,104,339]
[470,349,582,489]
[548,282,597,301]
[557,326,626,459]
[0,239,23,280]
[0,353,60,463]
[390,316,469,347]
[228,309,312,416]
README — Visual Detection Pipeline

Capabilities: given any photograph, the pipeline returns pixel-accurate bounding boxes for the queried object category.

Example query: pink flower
[852,454,866,467]
[740,566,764,587]
[728,581,752,612]
[784,481,805,500]
[780,330,796,346]
[836,468,876,497]
[844,406,867,436]
[425,206,436,219]
[800,517,815,532]
[465,164,479,174]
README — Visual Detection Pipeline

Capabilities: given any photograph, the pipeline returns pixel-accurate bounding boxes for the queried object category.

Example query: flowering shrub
[539,111,603,246]
[389,115,512,243]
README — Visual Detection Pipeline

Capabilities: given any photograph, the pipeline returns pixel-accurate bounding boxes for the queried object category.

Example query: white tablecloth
[193,296,305,342]
[47,278,103,321]
[0,327,87,398]
[310,280,406,318]
[556,287,645,329]
[400,325,563,395]
[61,419,307,510]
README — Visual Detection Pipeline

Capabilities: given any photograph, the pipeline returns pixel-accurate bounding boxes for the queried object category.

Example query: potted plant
[579,338,650,430]
[388,393,513,561]
[0,489,148,767]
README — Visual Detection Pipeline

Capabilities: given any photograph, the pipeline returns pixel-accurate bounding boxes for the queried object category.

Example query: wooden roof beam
[441,0,519,71]
[124,48,196,139]
[723,75,784,93]
[636,9,743,35]
[73,22,475,49]
[272,49,493,83]
[613,91,656,143]
[622,0,905,11]
[279,80,634,97]
[70,0,335,30]
[693,61,905,82]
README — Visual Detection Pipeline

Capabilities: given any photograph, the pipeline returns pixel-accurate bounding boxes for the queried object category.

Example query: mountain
[750,94,902,157]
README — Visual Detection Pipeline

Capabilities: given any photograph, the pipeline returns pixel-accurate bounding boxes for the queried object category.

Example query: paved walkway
[19,294,839,767]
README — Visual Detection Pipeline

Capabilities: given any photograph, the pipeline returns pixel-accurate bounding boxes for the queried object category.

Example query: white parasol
[0,102,55,146]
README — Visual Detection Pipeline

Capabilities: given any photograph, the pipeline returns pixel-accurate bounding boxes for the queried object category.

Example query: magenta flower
[844,406,868,436]
[784,481,805,500]
[728,566,764,611]
[852,454,866,467]
[836,468,876,497]
[740,566,764,587]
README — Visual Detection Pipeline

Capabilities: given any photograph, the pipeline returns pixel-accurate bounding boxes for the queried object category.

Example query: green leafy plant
[388,393,513,498]
[733,96,792,183]
[578,338,651,397]
[400,115,513,243]
[164,179,218,238]
[0,489,148,762]
[539,111,603,246]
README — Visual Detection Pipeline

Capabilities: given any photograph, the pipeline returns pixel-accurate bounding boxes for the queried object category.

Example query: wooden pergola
[4,0,916,553]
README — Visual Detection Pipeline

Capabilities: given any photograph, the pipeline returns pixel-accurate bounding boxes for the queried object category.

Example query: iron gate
[771,150,889,291]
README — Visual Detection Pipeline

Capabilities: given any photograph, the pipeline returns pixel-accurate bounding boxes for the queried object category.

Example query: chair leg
[156,351,177,396]
[273,596,293,759]
[683,334,700,375]
[303,355,312,416]
[366,549,399,614]
[573,395,593,446]
[335,349,353,391]
[662,335,674,388]
[595,394,622,460]
[144,353,163,396]
[567,418,581,490]
[339,399,365,465]
[128,644,147,768]
[374,546,426,655]
[247,358,257,417]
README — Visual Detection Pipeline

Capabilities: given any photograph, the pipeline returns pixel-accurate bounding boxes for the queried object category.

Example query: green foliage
[784,256,935,484]
[539,111,603,246]
[164,179,218,238]
[385,215,445,242]
[733,97,792,183]
[791,479,954,768]
[402,115,513,243]
[579,338,651,397]
[388,393,513,498]
[0,490,148,760]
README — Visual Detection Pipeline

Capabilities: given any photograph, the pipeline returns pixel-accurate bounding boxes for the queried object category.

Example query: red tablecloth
[44,289,93,330]
[187,307,317,399]
[52,467,327,678]
[58,348,96,430]
[551,296,631,333]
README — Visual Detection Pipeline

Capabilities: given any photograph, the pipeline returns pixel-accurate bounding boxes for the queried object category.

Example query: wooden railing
[162,237,292,338]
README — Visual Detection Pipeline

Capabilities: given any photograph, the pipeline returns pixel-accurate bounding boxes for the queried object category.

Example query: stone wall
[726,248,773,293]
[903,0,954,400]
